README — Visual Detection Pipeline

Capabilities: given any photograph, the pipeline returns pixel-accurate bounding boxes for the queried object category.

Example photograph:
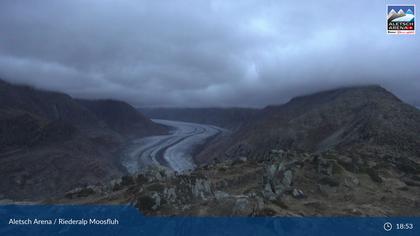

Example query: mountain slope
[0,80,98,128]
[78,99,167,138]
[0,79,167,200]
[211,86,420,161]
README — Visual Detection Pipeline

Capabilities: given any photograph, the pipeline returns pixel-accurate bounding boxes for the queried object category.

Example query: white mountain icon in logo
[388,9,397,18]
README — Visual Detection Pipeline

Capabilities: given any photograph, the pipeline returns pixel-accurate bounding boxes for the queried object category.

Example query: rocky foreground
[54,148,420,216]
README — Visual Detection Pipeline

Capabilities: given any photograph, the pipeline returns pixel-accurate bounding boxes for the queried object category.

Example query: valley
[54,85,420,216]
[1,79,420,216]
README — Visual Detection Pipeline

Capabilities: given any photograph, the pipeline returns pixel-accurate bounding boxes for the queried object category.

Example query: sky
[0,0,419,108]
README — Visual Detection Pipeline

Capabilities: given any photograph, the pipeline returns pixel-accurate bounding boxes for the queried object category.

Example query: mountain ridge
[78,99,167,138]
[0,78,168,200]
[199,85,420,163]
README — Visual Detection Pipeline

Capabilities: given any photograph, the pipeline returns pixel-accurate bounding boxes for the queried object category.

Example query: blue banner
[0,205,418,236]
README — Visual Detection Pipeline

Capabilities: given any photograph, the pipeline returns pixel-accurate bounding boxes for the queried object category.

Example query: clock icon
[384,222,393,231]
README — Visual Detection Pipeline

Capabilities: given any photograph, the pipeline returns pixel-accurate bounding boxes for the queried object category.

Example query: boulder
[191,178,212,200]
[282,170,293,186]
[343,176,360,188]
[151,192,161,210]
[262,158,295,199]
[232,197,253,215]
[163,187,177,203]
[292,188,305,199]
[214,191,230,200]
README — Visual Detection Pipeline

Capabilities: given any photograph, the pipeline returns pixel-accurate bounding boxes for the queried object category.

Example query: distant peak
[285,85,401,107]
[294,85,385,97]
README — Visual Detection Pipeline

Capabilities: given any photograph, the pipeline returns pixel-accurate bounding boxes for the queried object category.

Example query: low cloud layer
[1,0,419,107]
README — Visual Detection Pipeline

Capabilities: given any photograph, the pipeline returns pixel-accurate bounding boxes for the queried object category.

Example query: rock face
[262,152,292,199]
[0,79,167,200]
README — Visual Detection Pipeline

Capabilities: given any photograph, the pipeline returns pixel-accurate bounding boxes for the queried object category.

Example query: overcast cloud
[0,0,419,107]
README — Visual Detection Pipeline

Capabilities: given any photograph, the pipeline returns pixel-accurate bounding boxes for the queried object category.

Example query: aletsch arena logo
[387,5,415,34]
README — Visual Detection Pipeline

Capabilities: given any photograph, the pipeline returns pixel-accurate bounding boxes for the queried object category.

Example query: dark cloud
[0,0,419,107]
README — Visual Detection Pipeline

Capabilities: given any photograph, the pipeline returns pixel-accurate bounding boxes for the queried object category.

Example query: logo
[387,5,415,34]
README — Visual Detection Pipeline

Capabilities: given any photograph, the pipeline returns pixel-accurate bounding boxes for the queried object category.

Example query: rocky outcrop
[135,171,214,214]
[55,148,420,216]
